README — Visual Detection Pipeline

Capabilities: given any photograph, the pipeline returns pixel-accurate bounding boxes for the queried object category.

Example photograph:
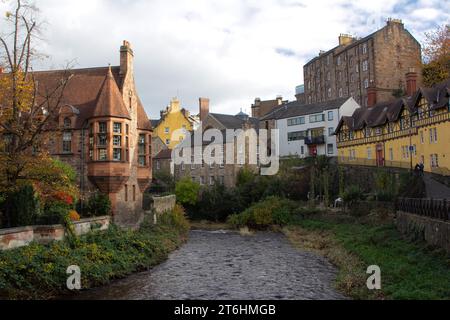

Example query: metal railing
[397,197,450,221]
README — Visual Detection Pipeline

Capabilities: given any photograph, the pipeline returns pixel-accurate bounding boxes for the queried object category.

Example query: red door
[309,145,318,157]
[376,144,384,166]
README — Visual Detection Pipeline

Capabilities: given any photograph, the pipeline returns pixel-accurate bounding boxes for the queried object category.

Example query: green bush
[2,185,39,228]
[342,185,365,206]
[36,202,68,225]
[227,197,298,229]
[86,193,111,217]
[175,178,200,207]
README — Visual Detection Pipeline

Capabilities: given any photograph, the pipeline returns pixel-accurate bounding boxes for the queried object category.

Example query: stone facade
[39,41,153,226]
[0,216,111,250]
[304,19,422,107]
[251,96,284,119]
[396,211,450,254]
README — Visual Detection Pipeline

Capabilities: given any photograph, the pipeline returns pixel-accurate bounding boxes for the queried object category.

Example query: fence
[396,198,450,221]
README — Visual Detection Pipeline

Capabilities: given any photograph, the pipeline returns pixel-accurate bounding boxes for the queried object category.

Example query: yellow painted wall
[153,98,193,149]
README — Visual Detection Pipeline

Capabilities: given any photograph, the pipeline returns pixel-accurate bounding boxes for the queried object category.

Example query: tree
[422,24,450,87]
[0,1,75,223]
[175,178,200,207]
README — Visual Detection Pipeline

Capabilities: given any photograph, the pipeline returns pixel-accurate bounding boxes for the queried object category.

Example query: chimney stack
[367,83,377,108]
[120,40,134,78]
[339,34,355,46]
[406,68,418,97]
[199,98,210,122]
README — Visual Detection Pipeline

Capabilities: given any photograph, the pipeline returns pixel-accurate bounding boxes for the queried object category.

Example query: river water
[72,230,346,300]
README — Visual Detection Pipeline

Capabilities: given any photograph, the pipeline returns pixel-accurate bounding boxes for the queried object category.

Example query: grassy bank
[0,205,190,300]
[227,197,450,300]
[286,215,450,300]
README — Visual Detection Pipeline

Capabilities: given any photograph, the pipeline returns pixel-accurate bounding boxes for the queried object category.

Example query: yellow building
[151,98,199,149]
[336,77,450,175]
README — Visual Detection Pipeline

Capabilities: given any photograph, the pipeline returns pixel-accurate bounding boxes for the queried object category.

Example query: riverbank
[285,213,450,300]
[0,205,190,300]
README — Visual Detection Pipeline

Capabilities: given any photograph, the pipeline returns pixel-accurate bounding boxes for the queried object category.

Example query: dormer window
[64,117,72,128]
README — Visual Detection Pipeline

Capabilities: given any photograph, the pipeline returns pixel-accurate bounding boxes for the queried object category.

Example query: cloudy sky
[1,0,449,119]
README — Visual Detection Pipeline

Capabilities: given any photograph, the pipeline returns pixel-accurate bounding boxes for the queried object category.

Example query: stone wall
[396,211,450,254]
[0,216,111,251]
[152,195,177,215]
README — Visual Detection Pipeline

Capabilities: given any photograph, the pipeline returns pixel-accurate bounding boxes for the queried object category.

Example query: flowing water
[72,230,346,300]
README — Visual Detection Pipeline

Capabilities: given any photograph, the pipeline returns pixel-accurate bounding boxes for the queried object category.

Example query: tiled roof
[261,97,349,121]
[209,113,260,130]
[336,78,450,132]
[154,149,173,160]
[91,67,131,120]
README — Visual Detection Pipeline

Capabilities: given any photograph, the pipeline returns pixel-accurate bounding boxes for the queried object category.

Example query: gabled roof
[136,96,152,131]
[261,97,349,121]
[91,67,131,120]
[209,113,259,130]
[154,149,173,160]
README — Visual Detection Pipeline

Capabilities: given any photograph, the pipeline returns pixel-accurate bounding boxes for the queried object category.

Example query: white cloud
[0,0,448,118]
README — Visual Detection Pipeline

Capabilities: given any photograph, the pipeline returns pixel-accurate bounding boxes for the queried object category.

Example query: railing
[305,135,325,145]
[397,198,450,221]
[338,156,411,169]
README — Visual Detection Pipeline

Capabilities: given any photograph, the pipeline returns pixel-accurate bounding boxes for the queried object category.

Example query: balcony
[305,135,325,145]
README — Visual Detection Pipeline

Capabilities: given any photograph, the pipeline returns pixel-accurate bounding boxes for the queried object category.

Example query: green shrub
[158,204,190,234]
[342,185,365,207]
[2,185,39,228]
[227,197,298,229]
[86,192,111,217]
[175,178,200,207]
[36,201,68,225]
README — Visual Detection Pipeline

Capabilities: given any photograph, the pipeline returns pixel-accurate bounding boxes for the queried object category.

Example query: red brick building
[38,41,152,225]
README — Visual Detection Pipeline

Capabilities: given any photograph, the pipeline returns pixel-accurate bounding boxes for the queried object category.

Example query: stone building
[251,96,285,119]
[39,41,152,226]
[303,18,422,108]
[174,100,260,188]
[153,148,173,177]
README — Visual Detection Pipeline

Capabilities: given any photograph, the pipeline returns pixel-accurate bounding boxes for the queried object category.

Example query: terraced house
[336,74,450,175]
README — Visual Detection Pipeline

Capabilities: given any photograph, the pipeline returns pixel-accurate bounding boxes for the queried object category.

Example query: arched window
[64,117,72,128]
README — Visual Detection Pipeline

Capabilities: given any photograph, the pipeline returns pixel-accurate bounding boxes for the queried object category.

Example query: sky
[0,0,449,120]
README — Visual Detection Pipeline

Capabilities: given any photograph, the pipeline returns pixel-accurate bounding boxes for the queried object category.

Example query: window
[327,72,331,81]
[356,64,359,73]
[364,79,369,89]
[328,111,334,121]
[98,149,107,161]
[328,127,334,136]
[99,122,107,133]
[310,114,325,123]
[375,127,382,136]
[327,55,330,65]
[125,185,128,202]
[288,131,307,141]
[219,176,225,185]
[367,147,372,160]
[327,144,334,155]
[338,88,343,98]
[362,43,368,54]
[139,134,146,166]
[165,127,170,134]
[64,118,71,128]
[420,131,424,144]
[430,154,439,168]
[287,117,305,126]
[301,146,305,155]
[113,148,122,161]
[429,128,438,143]
[156,160,160,170]
[200,176,205,185]
[98,135,107,146]
[62,132,72,153]
[337,56,341,66]
[113,135,122,147]
[166,139,170,145]
[113,122,122,134]
[327,88,332,98]
[389,148,394,161]
[210,176,215,186]
[181,162,185,171]
[362,60,368,72]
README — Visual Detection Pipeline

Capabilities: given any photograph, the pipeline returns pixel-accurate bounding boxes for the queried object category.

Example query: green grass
[293,217,450,300]
[0,207,189,300]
